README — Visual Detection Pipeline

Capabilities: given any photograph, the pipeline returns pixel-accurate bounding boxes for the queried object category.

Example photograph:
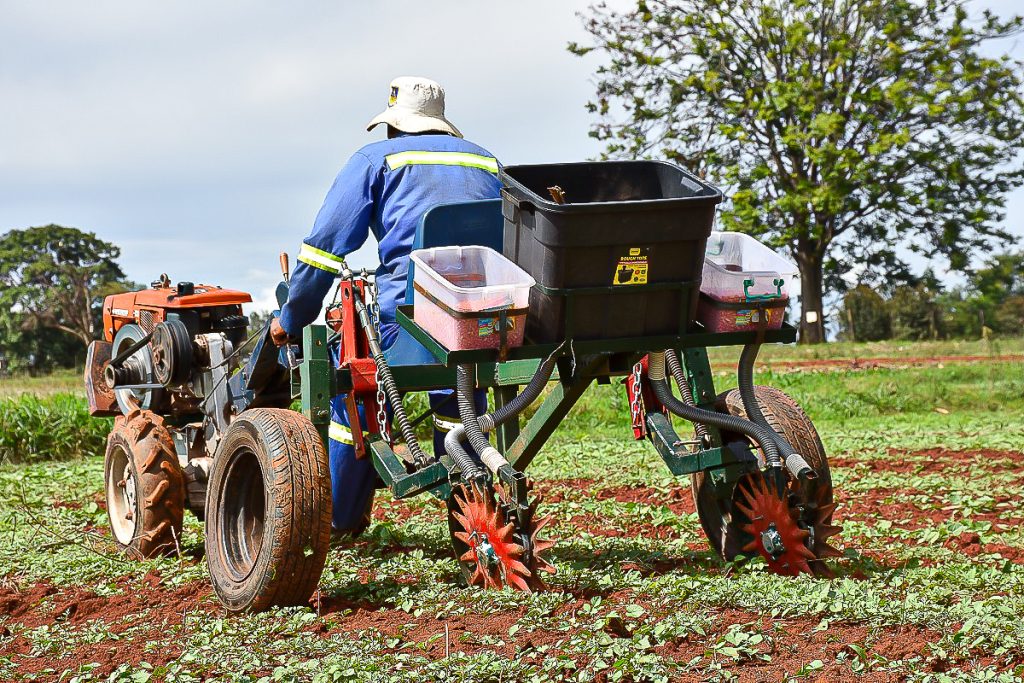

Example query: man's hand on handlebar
[270,318,290,347]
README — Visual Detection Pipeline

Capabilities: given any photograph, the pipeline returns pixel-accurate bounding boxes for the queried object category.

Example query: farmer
[270,76,499,535]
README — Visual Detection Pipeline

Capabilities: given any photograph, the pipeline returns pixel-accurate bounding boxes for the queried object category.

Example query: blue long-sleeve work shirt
[279,133,502,336]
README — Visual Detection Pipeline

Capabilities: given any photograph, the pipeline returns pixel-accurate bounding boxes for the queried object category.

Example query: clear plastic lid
[701,232,798,302]
[410,246,535,313]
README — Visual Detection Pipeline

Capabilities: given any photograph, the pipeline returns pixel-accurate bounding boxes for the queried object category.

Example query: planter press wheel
[205,408,332,613]
[691,386,841,576]
[103,409,185,559]
[446,481,555,592]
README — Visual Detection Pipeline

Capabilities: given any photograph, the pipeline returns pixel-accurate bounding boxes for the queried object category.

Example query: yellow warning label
[613,247,649,285]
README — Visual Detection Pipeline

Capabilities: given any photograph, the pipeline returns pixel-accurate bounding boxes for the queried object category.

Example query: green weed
[0,393,111,464]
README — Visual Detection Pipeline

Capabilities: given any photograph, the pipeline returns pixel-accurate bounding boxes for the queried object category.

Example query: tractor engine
[84,276,277,517]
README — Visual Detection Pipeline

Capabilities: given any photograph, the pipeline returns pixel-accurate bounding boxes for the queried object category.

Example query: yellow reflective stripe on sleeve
[384,151,499,174]
[297,243,343,274]
[328,421,355,445]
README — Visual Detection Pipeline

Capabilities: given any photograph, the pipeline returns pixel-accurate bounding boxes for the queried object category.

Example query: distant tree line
[838,250,1024,341]
[0,220,1019,377]
[0,225,134,374]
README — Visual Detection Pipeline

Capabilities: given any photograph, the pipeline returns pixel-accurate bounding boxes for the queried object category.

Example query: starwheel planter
[85,160,840,613]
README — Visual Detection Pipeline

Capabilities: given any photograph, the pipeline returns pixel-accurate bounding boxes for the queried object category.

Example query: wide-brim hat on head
[367,76,462,138]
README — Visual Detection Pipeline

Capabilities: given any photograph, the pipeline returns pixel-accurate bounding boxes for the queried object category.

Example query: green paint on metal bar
[644,412,757,477]
[368,439,451,499]
[494,385,521,452]
[505,356,603,471]
[395,305,796,368]
[681,346,723,448]
[707,462,753,498]
[494,359,548,385]
[333,361,554,393]
[368,438,405,488]
[645,412,718,475]
[301,325,332,447]
[392,461,449,498]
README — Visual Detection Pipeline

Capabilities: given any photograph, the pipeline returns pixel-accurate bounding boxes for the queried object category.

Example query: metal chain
[366,278,390,442]
[374,363,390,443]
[366,271,382,337]
[629,361,644,427]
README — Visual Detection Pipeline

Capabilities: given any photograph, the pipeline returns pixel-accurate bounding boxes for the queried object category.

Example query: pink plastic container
[697,295,789,333]
[697,232,797,333]
[410,246,534,351]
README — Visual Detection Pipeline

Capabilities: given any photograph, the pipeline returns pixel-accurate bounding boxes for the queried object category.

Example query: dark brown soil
[837,487,947,530]
[6,447,1023,679]
[831,447,1024,474]
[594,483,697,517]
[944,532,1024,562]
[655,608,947,682]
[0,570,212,678]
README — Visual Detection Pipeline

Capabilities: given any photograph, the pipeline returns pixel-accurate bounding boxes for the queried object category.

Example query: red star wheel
[734,474,840,576]
[449,483,555,592]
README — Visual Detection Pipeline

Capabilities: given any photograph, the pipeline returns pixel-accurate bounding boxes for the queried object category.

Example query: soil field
[1,356,1024,681]
[757,354,1024,372]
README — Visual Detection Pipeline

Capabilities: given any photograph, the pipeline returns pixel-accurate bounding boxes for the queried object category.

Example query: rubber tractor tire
[691,386,835,574]
[205,408,332,614]
[103,409,185,558]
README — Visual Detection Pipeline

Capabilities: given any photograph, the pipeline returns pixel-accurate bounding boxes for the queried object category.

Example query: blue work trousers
[328,323,487,533]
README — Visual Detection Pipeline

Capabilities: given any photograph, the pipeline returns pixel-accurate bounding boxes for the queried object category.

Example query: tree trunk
[797,252,826,344]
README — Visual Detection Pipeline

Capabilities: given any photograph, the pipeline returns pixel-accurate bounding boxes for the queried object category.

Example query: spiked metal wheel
[692,386,842,575]
[733,474,841,575]
[447,482,555,591]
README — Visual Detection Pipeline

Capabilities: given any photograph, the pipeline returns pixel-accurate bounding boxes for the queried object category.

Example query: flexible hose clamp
[785,453,818,480]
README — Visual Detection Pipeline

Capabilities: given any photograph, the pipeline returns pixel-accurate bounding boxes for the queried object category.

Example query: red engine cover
[102,284,252,341]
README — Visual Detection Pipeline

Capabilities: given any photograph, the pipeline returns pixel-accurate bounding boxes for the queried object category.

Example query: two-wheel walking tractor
[85,160,841,613]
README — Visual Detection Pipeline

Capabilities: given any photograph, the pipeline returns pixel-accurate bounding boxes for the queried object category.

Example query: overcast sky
[1,1,1021,314]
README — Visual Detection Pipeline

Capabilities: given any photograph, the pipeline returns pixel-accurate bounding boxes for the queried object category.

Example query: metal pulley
[152,319,194,386]
[106,323,163,413]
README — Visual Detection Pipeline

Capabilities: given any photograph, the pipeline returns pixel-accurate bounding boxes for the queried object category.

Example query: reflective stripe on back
[298,243,343,274]
[384,150,499,174]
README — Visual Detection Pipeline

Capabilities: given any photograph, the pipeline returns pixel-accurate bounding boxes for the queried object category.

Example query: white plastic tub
[697,232,798,333]
[410,245,535,350]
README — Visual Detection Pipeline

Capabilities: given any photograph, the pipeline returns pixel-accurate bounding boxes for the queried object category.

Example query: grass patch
[706,336,1024,365]
[0,368,84,399]
[0,393,111,464]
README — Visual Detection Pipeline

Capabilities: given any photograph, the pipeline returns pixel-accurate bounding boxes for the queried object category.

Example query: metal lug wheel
[446,480,555,592]
[103,409,184,558]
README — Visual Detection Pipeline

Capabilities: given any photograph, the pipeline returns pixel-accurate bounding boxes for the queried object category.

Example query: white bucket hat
[366,76,463,138]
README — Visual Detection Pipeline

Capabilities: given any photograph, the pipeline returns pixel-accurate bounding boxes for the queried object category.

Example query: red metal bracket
[625,355,666,441]
[328,280,382,459]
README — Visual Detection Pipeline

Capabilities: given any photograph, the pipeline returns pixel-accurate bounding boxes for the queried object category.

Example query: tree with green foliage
[970,250,1024,332]
[942,249,1024,337]
[248,310,274,334]
[572,0,1024,343]
[0,225,130,349]
[0,308,84,373]
[888,284,945,340]
[838,285,890,341]
[994,295,1024,333]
